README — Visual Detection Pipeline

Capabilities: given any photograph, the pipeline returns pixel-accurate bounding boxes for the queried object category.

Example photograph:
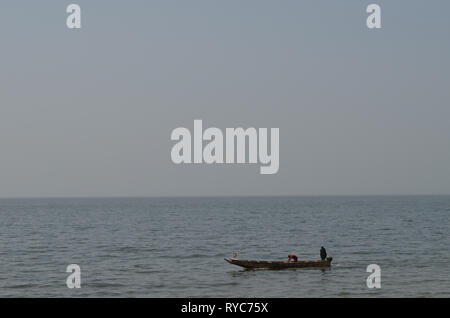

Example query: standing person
[320,247,327,261]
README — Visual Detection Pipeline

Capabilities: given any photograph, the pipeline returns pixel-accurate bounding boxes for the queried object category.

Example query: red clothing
[288,254,298,262]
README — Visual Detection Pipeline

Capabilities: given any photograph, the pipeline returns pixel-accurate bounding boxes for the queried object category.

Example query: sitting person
[288,254,298,262]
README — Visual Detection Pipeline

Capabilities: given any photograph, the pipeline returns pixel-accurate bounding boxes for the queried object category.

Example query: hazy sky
[1,1,449,197]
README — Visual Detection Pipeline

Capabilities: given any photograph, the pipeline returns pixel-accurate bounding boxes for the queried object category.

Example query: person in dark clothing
[288,254,298,262]
[320,247,327,261]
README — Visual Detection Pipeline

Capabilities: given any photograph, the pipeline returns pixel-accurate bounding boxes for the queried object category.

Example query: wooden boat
[225,257,333,269]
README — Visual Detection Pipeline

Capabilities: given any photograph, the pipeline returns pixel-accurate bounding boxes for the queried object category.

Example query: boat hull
[225,257,332,269]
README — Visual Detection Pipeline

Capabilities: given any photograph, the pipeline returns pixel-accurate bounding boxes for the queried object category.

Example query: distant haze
[0,0,449,197]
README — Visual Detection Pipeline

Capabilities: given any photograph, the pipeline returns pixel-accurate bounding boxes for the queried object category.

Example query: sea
[0,196,449,297]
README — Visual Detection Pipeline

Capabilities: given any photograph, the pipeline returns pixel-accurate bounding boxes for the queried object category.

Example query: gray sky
[1,0,449,197]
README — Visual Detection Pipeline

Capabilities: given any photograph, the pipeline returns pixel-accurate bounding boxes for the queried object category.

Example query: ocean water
[0,196,449,298]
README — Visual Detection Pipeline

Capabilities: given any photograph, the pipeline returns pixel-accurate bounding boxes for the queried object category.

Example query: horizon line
[1,194,450,200]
